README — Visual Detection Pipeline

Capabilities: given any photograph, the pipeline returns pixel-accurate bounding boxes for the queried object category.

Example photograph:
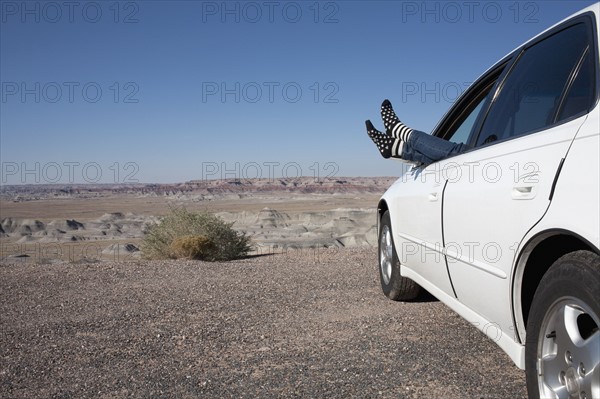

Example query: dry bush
[169,235,216,260]
[141,207,252,261]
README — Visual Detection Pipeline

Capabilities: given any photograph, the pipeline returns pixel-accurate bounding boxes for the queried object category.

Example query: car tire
[378,211,420,301]
[525,250,600,399]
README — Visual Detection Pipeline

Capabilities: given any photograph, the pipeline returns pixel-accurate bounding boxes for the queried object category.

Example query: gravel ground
[1,248,526,398]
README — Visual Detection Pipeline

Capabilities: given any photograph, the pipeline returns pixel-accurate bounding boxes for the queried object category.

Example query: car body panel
[442,114,587,348]
[379,3,600,371]
[511,103,600,344]
[384,168,456,298]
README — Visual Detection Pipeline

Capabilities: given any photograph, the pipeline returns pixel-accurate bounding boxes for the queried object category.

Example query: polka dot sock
[380,99,413,142]
[365,120,403,159]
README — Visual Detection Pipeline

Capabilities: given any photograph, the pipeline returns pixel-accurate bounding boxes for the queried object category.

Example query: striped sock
[381,99,413,142]
[365,120,403,159]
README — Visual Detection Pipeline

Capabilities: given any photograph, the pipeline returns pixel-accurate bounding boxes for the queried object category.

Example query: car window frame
[554,44,594,124]
[432,12,599,155]
[432,64,506,146]
[471,12,600,147]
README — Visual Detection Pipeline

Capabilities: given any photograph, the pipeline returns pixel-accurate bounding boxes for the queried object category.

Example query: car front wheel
[378,211,420,301]
[525,250,600,399]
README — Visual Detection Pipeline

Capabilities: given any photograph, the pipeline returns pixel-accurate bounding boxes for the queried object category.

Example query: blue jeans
[401,130,469,165]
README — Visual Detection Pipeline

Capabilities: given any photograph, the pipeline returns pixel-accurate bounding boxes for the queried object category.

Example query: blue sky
[1,0,597,184]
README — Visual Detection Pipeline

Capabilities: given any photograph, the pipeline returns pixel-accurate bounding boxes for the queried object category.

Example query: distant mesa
[0,177,397,200]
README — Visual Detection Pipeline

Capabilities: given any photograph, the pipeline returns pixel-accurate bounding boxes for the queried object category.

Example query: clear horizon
[1,0,597,184]
[0,174,401,186]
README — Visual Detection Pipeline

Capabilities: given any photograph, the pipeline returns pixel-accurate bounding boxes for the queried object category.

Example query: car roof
[474,2,600,85]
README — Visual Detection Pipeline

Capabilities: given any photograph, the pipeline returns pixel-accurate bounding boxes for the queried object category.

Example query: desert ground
[0,178,527,397]
[1,249,527,398]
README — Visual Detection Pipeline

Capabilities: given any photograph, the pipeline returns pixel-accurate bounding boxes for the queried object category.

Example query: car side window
[446,93,489,145]
[475,22,590,146]
[435,72,500,146]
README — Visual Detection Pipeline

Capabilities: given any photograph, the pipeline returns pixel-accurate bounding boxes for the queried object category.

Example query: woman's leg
[366,121,444,164]
[404,129,468,163]
[379,99,468,164]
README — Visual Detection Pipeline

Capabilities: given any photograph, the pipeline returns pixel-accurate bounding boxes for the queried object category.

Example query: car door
[441,16,596,337]
[388,158,453,296]
[391,69,502,299]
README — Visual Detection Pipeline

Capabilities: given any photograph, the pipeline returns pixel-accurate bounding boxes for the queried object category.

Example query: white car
[377,3,600,398]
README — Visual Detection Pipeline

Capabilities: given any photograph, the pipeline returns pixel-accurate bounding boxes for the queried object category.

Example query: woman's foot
[365,120,403,159]
[381,99,413,142]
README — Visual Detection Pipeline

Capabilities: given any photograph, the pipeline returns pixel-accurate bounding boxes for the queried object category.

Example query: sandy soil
[0,248,527,398]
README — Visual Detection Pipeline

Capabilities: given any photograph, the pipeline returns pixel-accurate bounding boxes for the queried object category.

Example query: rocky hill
[1,177,397,201]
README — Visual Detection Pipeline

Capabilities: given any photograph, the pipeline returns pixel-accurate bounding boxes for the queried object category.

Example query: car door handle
[512,186,536,200]
[429,192,439,201]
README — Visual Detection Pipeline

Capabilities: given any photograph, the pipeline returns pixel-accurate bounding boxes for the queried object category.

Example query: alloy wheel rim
[537,296,599,399]
[379,225,393,285]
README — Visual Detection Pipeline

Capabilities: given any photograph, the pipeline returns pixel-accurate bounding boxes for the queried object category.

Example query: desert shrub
[169,235,215,260]
[141,207,252,261]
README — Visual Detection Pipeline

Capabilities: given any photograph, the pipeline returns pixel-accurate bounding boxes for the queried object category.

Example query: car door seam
[440,179,458,299]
